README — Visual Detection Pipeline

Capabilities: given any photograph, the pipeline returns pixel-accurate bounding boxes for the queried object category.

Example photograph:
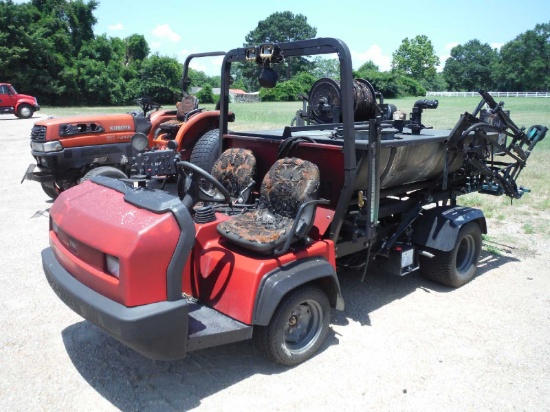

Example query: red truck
[0,83,40,118]
[42,38,546,366]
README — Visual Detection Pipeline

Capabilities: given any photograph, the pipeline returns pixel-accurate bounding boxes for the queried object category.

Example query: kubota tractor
[23,52,226,199]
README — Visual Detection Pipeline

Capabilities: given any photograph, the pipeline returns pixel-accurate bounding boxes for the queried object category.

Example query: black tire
[419,222,482,287]
[80,166,127,183]
[41,182,59,199]
[254,285,331,366]
[16,104,34,119]
[189,129,220,172]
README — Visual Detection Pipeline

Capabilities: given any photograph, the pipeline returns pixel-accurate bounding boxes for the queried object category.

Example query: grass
[40,96,550,240]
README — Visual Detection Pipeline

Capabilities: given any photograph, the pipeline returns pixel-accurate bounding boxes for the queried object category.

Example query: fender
[412,206,487,252]
[253,257,345,326]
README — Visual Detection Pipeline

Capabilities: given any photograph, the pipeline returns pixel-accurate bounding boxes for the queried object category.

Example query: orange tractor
[23,52,226,198]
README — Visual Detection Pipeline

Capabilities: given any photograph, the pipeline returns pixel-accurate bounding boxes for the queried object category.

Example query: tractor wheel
[16,104,34,119]
[41,182,59,199]
[189,129,220,172]
[254,285,331,366]
[80,166,127,183]
[419,222,482,287]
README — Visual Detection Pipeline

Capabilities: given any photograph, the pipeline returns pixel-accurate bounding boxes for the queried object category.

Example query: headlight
[30,141,63,152]
[105,255,120,278]
[51,217,59,234]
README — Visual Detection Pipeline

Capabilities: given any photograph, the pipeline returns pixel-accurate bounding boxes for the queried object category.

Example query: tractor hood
[35,113,137,142]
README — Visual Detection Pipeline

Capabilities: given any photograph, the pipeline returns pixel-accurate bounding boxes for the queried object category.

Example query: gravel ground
[1,114,549,411]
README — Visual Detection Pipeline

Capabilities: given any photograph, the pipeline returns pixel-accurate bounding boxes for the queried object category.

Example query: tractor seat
[177,95,199,120]
[217,157,324,255]
[159,95,201,133]
[211,148,256,204]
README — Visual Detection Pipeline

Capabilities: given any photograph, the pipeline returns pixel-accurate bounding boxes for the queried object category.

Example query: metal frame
[219,38,356,243]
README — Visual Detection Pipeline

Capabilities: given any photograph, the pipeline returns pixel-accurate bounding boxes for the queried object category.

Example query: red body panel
[49,181,180,306]
[50,181,336,324]
[186,214,336,324]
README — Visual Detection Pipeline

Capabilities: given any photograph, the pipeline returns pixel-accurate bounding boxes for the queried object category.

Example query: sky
[14,0,550,76]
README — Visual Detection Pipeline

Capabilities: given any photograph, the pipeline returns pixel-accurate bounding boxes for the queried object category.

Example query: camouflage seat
[211,148,256,204]
[217,158,321,255]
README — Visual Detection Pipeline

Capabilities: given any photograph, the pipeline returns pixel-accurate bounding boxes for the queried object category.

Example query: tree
[135,54,182,103]
[311,56,340,79]
[443,40,498,91]
[259,72,316,101]
[357,61,379,73]
[243,12,316,89]
[392,35,439,88]
[196,84,215,104]
[495,22,550,91]
[125,34,149,64]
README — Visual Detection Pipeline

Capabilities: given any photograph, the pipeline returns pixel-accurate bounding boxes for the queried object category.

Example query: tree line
[1,2,548,106]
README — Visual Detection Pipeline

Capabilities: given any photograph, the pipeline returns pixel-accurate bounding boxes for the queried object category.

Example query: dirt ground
[1,114,549,411]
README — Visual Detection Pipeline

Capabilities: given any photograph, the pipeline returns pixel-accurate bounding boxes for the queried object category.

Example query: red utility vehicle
[23,52,226,199]
[42,38,546,365]
[0,83,40,118]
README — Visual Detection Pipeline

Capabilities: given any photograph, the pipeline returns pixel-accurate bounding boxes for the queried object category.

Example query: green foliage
[259,72,315,102]
[196,84,215,104]
[353,67,425,98]
[311,56,340,79]
[357,61,379,72]
[392,35,439,86]
[125,34,149,63]
[136,54,182,104]
[443,40,498,91]
[495,22,550,91]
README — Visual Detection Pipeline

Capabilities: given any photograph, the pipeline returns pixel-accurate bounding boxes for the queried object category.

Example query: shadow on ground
[62,250,518,411]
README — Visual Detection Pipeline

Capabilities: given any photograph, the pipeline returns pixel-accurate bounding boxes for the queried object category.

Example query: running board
[186,302,253,352]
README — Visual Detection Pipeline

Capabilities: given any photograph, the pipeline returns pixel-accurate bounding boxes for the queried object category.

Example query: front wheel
[254,285,331,366]
[40,182,59,199]
[419,222,482,287]
[16,104,34,119]
[80,166,127,183]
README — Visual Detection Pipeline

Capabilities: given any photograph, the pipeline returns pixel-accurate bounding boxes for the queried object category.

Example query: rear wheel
[16,104,34,119]
[419,222,482,287]
[254,285,331,366]
[80,166,127,183]
[189,129,220,172]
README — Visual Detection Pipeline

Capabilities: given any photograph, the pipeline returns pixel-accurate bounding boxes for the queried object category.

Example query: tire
[419,222,482,287]
[16,104,34,119]
[80,166,127,183]
[189,129,220,172]
[41,182,59,199]
[254,285,331,366]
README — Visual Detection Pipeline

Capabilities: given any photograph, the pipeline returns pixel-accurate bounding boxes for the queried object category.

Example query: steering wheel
[177,161,231,209]
[135,97,161,115]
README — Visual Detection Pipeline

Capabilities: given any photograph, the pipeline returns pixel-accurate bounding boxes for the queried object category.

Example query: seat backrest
[176,95,199,120]
[216,157,321,255]
[260,157,320,219]
[211,148,256,203]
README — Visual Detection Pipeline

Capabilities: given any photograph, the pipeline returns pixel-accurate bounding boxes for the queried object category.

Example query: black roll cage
[218,38,356,243]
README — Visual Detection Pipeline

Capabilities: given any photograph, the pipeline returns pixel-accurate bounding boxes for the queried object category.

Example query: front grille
[81,146,123,157]
[31,125,47,142]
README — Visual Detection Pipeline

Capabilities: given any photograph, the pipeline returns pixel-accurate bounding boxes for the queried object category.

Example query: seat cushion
[217,208,293,254]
